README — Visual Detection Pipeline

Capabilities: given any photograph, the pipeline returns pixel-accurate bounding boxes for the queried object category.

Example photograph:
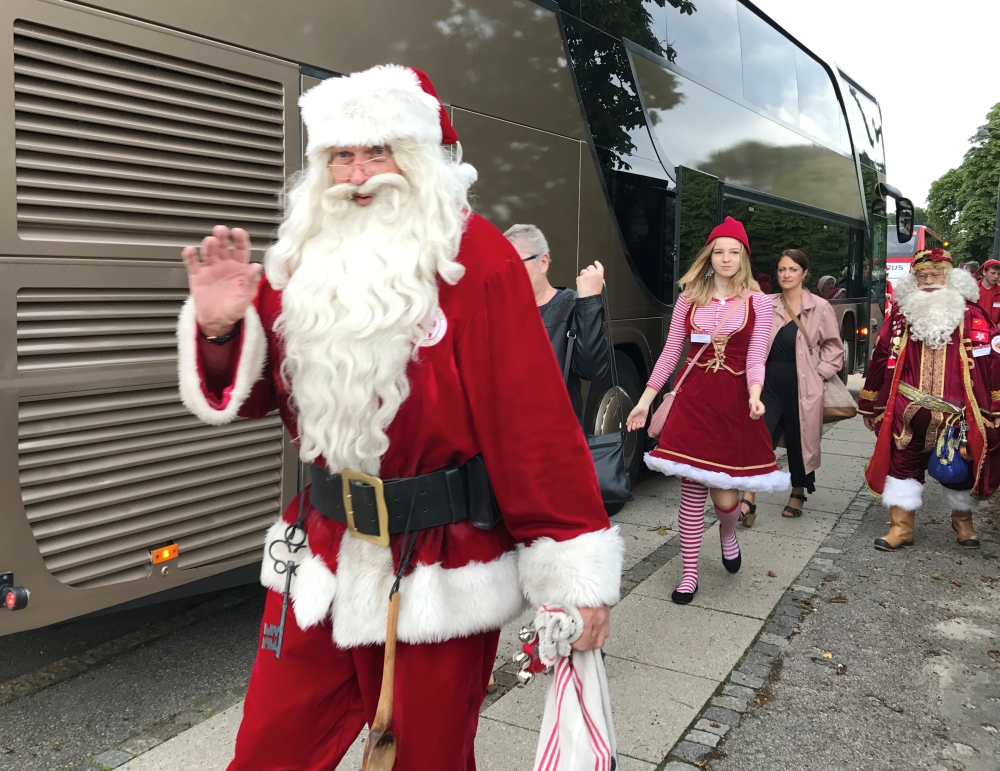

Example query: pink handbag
[648,293,749,440]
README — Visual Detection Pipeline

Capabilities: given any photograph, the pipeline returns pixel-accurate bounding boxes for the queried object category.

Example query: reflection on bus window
[738,4,798,125]
[664,0,743,97]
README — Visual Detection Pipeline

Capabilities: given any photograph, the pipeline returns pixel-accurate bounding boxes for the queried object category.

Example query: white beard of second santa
[276,173,442,475]
[895,277,967,351]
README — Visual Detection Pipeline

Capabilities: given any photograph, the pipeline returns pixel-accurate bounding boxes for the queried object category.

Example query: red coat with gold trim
[859,302,1000,498]
[176,213,623,647]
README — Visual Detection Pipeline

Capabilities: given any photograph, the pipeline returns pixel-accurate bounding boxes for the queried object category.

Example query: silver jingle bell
[516,669,535,686]
[518,627,538,644]
[512,651,530,666]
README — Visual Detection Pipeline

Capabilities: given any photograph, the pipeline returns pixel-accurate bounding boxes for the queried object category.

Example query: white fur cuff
[881,476,923,511]
[518,527,624,609]
[177,297,267,425]
[644,454,791,493]
[942,486,979,512]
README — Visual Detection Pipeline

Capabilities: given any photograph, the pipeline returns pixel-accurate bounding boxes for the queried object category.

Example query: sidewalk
[117,416,875,771]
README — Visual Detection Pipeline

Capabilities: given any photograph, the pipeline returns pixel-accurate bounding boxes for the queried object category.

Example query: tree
[926,102,1000,261]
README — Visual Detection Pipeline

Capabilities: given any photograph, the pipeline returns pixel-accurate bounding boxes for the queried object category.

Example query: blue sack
[927,423,969,485]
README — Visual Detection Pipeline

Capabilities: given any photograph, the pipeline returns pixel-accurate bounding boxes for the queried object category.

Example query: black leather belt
[309,454,501,547]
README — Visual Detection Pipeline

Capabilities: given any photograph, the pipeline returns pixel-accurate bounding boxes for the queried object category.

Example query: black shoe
[873,537,912,551]
[671,583,698,604]
[722,546,742,574]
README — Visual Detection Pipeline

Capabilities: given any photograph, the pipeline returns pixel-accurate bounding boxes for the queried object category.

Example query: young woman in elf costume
[626,218,790,603]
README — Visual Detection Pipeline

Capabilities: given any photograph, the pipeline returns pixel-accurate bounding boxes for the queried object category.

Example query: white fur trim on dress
[176,298,267,426]
[517,527,624,609]
[300,65,442,155]
[942,486,979,512]
[260,521,527,645]
[644,454,791,493]
[881,476,923,511]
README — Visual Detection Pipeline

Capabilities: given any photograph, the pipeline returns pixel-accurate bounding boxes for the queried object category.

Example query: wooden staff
[361,590,400,771]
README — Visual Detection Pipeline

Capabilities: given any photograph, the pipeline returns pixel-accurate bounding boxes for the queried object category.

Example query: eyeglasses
[522,254,542,263]
[329,147,393,179]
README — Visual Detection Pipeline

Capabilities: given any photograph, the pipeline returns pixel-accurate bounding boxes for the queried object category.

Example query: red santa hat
[706,216,751,257]
[299,64,458,155]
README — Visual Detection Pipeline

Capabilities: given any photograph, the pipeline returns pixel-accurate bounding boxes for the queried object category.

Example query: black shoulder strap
[563,324,576,385]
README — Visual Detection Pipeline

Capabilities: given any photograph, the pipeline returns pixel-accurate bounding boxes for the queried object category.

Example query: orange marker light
[152,544,179,564]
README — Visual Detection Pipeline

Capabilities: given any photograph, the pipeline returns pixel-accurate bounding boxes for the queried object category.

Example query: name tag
[973,346,991,357]
[992,301,1000,307]
[691,333,711,344]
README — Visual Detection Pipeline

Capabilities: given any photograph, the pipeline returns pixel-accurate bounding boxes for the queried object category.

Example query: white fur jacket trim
[176,298,267,426]
[644,454,791,493]
[260,521,527,646]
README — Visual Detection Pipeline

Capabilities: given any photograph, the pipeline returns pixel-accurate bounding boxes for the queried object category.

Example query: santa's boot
[950,511,980,549]
[874,506,915,551]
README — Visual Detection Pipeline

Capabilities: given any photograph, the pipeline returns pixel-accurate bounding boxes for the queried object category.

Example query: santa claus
[176,65,622,770]
[860,247,1000,552]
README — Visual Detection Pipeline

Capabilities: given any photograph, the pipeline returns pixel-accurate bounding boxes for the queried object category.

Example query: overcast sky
[752,0,1000,207]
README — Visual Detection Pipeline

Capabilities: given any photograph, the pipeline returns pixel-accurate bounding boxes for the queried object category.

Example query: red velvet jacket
[859,302,1000,498]
[176,213,623,647]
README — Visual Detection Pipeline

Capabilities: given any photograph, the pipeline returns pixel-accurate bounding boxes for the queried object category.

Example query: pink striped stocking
[716,499,741,560]
[677,478,708,593]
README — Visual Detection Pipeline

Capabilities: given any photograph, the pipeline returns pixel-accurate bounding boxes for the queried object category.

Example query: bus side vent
[18,386,283,588]
[13,20,284,246]
[17,288,188,372]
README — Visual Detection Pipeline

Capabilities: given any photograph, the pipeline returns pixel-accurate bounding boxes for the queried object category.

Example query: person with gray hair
[504,224,610,421]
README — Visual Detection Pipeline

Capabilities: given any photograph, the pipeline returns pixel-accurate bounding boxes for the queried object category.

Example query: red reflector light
[5,592,14,609]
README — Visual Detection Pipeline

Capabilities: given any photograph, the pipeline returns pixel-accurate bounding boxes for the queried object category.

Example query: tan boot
[951,511,981,548]
[874,506,915,551]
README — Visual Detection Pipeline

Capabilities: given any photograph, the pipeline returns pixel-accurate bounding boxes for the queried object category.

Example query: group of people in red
[174,61,1000,769]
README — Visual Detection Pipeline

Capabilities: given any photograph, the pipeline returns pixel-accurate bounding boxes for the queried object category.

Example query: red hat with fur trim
[705,216,751,257]
[299,64,458,155]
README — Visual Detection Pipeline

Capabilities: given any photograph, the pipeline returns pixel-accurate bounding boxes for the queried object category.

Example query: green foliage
[926,103,1000,260]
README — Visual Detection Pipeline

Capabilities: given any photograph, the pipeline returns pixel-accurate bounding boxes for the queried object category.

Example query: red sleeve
[176,281,276,425]
[454,251,623,609]
[858,310,895,416]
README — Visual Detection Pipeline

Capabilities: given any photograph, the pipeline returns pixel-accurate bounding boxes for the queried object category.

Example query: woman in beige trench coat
[740,250,844,525]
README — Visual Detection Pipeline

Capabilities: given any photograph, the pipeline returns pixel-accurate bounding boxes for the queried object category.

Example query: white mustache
[322,173,410,208]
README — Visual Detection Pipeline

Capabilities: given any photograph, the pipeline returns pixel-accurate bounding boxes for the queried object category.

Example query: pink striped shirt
[647,292,771,392]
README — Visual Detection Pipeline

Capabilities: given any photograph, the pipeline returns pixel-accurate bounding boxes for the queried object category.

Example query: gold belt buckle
[341,469,390,547]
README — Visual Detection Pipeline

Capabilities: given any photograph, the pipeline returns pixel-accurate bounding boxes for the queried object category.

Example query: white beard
[895,270,977,350]
[276,173,450,475]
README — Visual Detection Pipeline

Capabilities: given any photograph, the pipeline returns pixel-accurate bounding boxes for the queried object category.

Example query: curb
[660,486,873,768]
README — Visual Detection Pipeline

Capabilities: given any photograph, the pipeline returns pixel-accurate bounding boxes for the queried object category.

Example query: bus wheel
[584,351,645,504]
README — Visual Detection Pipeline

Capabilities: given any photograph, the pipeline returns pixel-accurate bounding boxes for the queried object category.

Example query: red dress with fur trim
[644,293,789,491]
[178,213,622,644]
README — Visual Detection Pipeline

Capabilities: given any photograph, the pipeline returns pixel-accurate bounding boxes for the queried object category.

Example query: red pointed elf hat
[705,216,751,257]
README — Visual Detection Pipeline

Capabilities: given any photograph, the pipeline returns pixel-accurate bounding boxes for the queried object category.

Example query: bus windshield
[887,228,917,257]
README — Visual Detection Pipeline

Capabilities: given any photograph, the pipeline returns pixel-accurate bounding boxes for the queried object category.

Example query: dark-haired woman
[740,250,844,524]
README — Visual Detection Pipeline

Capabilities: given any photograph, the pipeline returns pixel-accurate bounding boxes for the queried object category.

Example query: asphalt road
[0,585,266,771]
[711,483,1000,771]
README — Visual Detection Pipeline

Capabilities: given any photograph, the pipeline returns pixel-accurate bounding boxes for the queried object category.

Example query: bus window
[738,4,798,126]
[663,0,743,98]
[723,198,852,298]
[677,167,720,277]
[608,171,676,305]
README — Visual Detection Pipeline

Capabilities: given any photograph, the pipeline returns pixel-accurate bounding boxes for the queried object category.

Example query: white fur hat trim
[300,64,443,154]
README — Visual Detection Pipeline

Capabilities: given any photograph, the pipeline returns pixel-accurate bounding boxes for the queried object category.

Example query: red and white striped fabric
[532,607,618,771]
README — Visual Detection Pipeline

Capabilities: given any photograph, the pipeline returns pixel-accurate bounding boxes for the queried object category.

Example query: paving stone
[754,641,782,657]
[672,740,713,763]
[737,662,771,679]
[68,765,101,771]
[759,633,790,648]
[694,718,731,737]
[662,763,700,771]
[93,750,133,768]
[730,670,765,689]
[742,652,776,670]
[710,695,748,713]
[723,683,756,701]
[767,623,796,639]
[819,548,843,555]
[703,706,742,727]
[790,584,817,594]
[811,557,834,566]
[685,729,720,747]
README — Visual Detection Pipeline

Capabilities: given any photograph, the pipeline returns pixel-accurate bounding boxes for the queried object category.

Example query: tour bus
[0,0,911,632]
[887,225,947,288]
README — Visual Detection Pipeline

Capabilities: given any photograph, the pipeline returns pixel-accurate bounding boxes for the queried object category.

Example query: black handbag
[563,288,633,513]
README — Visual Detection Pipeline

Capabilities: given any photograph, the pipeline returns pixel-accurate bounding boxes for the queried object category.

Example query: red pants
[229,590,500,771]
